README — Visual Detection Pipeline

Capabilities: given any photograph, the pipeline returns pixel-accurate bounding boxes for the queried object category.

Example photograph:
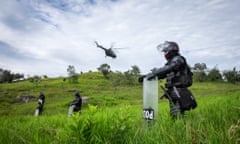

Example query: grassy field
[0,72,239,143]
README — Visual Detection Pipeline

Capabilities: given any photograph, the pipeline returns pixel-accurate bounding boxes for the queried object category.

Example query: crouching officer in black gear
[140,41,197,119]
[70,91,82,112]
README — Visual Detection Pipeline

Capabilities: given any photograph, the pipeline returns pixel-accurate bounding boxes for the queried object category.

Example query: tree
[131,65,141,76]
[207,67,222,81]
[124,70,135,85]
[122,65,141,85]
[109,71,124,95]
[223,67,240,83]
[193,63,207,71]
[2,70,12,83]
[28,75,41,86]
[193,63,207,82]
[0,68,24,83]
[67,65,78,83]
[13,73,24,80]
[193,71,207,82]
[97,63,111,79]
[129,65,141,85]
[0,69,3,83]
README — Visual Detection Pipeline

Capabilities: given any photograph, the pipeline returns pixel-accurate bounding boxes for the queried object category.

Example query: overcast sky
[0,0,240,77]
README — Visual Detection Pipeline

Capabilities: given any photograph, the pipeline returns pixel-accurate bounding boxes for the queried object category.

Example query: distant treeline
[191,63,240,83]
[0,68,24,83]
[1,63,240,84]
[97,63,240,85]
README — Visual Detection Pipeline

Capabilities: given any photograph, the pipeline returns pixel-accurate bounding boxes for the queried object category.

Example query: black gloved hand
[138,75,146,83]
[139,73,156,83]
[146,73,156,80]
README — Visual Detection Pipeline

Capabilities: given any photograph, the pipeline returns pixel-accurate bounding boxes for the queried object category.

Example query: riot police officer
[141,41,196,118]
[70,91,82,112]
[37,92,45,115]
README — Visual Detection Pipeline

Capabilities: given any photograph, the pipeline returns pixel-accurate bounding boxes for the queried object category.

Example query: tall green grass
[0,93,239,144]
[0,72,239,143]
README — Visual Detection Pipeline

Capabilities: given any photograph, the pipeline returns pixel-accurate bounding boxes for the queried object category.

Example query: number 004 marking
[143,108,154,120]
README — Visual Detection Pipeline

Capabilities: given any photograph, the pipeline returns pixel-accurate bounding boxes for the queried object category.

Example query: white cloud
[0,0,240,77]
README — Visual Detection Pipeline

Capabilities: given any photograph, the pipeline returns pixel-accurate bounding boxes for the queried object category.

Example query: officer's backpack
[180,56,193,87]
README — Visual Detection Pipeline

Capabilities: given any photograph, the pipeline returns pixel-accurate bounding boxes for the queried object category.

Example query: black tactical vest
[165,56,192,88]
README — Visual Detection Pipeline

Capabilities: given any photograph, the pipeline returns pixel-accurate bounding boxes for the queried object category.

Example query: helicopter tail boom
[94,41,107,50]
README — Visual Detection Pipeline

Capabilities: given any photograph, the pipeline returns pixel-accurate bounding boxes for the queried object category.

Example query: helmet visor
[156,41,170,52]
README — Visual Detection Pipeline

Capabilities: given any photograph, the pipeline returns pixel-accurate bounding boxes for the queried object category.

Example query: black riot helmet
[74,91,80,97]
[39,92,45,100]
[39,92,45,97]
[157,41,179,60]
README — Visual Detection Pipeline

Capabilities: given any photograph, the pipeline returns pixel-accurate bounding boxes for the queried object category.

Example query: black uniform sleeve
[151,56,185,79]
[70,98,79,106]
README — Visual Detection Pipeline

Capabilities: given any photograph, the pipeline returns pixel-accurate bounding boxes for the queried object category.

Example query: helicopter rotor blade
[112,47,129,49]
[110,42,115,49]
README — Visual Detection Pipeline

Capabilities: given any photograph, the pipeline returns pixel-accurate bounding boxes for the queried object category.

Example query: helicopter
[94,41,126,59]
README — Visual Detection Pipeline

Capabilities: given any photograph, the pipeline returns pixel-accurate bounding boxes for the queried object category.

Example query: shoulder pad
[171,55,185,64]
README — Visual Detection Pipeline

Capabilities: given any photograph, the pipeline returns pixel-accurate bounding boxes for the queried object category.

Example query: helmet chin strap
[164,53,170,60]
[165,51,179,60]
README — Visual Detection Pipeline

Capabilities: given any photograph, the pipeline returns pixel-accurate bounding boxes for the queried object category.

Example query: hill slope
[0,72,239,116]
[0,72,239,143]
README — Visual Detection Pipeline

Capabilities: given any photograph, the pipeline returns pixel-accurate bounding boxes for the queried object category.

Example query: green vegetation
[0,72,239,143]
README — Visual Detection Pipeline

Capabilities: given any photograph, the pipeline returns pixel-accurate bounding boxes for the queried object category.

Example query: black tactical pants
[167,87,184,118]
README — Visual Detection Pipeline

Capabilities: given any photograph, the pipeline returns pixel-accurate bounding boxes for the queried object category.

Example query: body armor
[153,54,187,88]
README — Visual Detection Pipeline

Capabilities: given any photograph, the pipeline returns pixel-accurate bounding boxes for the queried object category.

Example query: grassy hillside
[0,72,143,115]
[0,72,239,143]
